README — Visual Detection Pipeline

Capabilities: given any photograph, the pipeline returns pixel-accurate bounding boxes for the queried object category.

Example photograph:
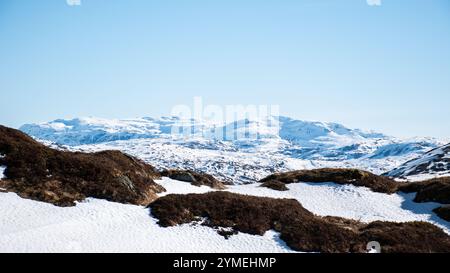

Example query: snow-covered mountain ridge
[20,116,385,145]
[20,116,446,184]
[386,143,450,179]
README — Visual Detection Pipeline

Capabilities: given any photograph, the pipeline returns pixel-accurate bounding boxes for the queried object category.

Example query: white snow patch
[156,177,213,196]
[0,166,6,180]
[404,173,450,182]
[0,191,295,253]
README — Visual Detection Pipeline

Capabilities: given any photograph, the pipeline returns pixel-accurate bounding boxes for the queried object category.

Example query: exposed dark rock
[0,125,165,206]
[434,206,450,222]
[398,177,450,204]
[149,191,450,253]
[259,168,400,194]
[168,171,196,183]
[216,228,238,239]
[161,169,227,190]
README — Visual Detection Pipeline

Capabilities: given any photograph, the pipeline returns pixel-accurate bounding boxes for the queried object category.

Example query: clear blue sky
[0,0,449,138]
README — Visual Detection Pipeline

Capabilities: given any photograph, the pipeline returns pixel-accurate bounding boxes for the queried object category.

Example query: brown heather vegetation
[434,206,450,222]
[161,169,227,190]
[260,180,288,191]
[0,125,165,206]
[398,177,450,222]
[398,176,450,204]
[149,191,450,253]
[259,168,400,194]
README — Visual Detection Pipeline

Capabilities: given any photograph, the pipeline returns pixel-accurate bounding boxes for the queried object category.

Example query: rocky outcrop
[259,168,400,194]
[161,169,227,190]
[0,125,165,206]
[149,191,450,253]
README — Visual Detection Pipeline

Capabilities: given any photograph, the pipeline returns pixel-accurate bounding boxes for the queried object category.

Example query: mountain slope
[20,116,386,146]
[20,116,442,159]
[386,143,450,179]
[19,117,177,146]
[19,116,444,184]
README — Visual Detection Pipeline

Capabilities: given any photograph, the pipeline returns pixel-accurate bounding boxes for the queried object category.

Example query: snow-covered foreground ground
[1,178,449,253]
[0,188,292,253]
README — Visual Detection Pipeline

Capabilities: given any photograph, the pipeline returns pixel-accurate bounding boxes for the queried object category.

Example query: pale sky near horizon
[0,0,449,138]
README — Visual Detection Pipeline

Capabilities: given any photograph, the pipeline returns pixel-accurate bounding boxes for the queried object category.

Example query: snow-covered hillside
[386,143,450,180]
[20,116,445,184]
[1,178,448,253]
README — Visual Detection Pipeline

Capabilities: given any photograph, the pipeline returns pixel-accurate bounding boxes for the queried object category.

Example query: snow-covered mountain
[20,116,440,156]
[20,117,180,146]
[20,116,445,184]
[20,116,381,146]
[386,143,450,179]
